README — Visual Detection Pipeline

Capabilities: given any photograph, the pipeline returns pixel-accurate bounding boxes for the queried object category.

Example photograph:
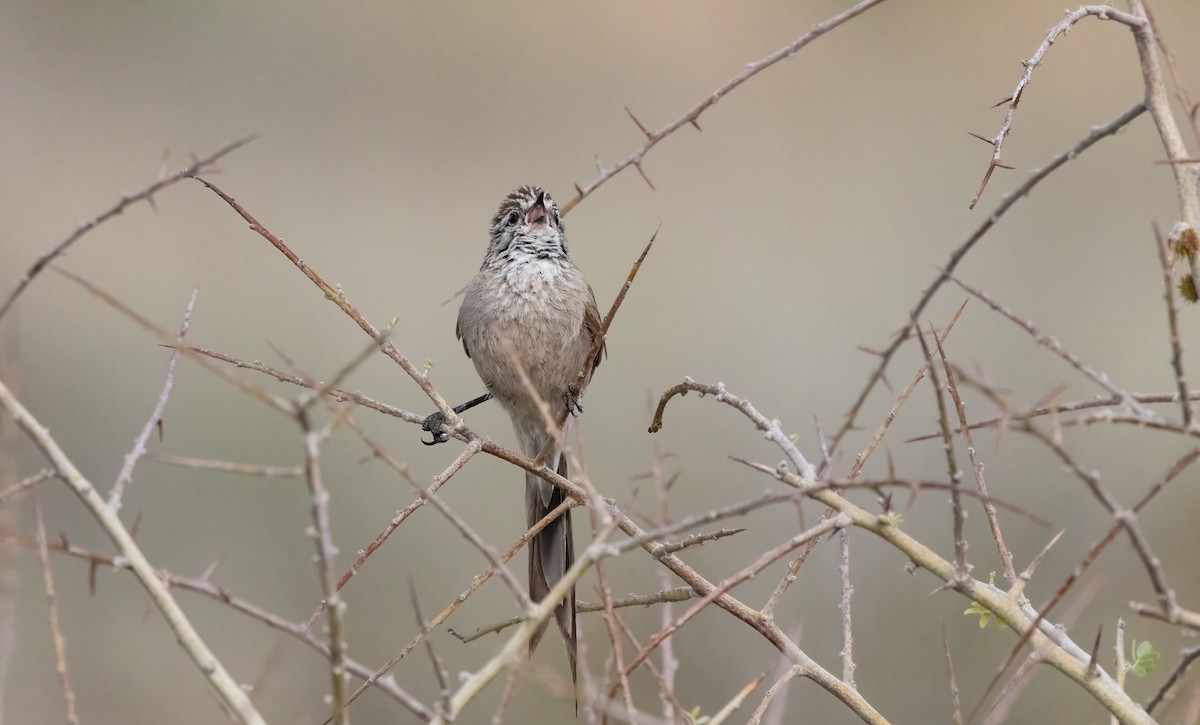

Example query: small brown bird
[448,186,603,682]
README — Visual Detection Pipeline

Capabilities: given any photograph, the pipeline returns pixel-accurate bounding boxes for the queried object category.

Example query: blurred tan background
[3,1,1200,723]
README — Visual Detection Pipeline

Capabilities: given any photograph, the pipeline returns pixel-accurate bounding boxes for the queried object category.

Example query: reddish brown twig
[558,0,889,215]
[931,325,1017,584]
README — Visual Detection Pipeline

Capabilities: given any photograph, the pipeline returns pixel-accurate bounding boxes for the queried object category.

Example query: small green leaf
[964,602,990,628]
[1127,639,1160,678]
[964,601,1007,629]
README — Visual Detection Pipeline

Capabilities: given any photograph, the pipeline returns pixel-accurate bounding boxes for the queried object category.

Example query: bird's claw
[564,385,584,416]
[421,411,451,445]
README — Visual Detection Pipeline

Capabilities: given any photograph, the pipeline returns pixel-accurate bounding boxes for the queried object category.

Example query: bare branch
[969,6,1143,207]
[705,671,766,725]
[144,453,303,479]
[109,288,197,512]
[0,378,266,724]
[746,665,801,725]
[831,103,1146,457]
[946,272,1155,420]
[557,0,890,215]
[915,323,968,576]
[942,623,963,725]
[838,528,856,689]
[297,407,349,725]
[0,468,55,504]
[0,136,254,321]
[931,325,1017,584]
[10,534,433,720]
[455,588,698,644]
[1145,644,1200,715]
[1152,222,1193,428]
[1112,617,1127,725]
[33,495,79,725]
[189,177,461,428]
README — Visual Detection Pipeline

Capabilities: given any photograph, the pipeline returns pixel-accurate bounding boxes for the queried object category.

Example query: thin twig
[0,468,55,504]
[189,177,461,428]
[144,453,303,479]
[1127,601,1200,630]
[705,671,767,725]
[984,572,1108,725]
[175,345,422,425]
[1012,530,1066,602]
[942,623,963,725]
[429,516,625,724]
[557,0,889,215]
[968,6,1143,208]
[906,390,1200,442]
[618,514,849,685]
[351,431,525,608]
[34,495,79,725]
[306,423,481,630]
[410,580,451,717]
[537,228,658,466]
[0,136,254,321]
[746,665,801,725]
[607,609,691,723]
[830,103,1146,457]
[0,378,266,724]
[109,288,197,512]
[1145,645,1200,715]
[1112,617,1127,725]
[1027,427,1179,620]
[947,272,1155,420]
[52,267,293,414]
[649,435,680,725]
[11,534,432,720]
[659,380,1156,725]
[297,407,348,725]
[490,665,522,725]
[966,448,1199,721]
[455,588,698,644]
[838,528,856,690]
[345,498,574,708]
[916,323,968,577]
[1152,222,1193,428]
[931,325,1017,584]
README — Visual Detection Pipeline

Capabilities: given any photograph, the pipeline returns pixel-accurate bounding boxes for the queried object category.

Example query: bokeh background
[3,1,1200,723]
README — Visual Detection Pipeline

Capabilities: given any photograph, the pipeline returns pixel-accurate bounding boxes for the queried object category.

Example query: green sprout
[963,601,1008,629]
[1127,639,1160,678]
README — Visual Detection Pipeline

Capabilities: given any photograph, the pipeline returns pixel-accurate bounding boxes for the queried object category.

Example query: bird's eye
[506,211,519,226]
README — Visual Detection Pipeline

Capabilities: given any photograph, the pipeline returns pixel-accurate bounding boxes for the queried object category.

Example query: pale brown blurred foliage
[2,1,1200,724]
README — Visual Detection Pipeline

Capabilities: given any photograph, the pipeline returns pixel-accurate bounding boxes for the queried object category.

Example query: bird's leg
[421,392,493,445]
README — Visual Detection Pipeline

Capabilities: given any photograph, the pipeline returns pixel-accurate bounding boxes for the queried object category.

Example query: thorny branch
[968,6,1143,208]
[0,136,254,321]
[557,0,890,215]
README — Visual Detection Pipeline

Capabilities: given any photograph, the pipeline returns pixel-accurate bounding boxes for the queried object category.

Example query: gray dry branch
[11,1,1200,723]
[0,379,267,725]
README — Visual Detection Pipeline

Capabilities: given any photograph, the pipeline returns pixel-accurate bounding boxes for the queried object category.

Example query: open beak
[523,191,549,228]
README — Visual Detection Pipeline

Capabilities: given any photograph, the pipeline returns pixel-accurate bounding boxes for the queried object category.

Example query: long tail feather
[525,456,577,688]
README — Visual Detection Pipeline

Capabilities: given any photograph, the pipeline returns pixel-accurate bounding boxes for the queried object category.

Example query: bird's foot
[564,385,584,416]
[421,411,451,445]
